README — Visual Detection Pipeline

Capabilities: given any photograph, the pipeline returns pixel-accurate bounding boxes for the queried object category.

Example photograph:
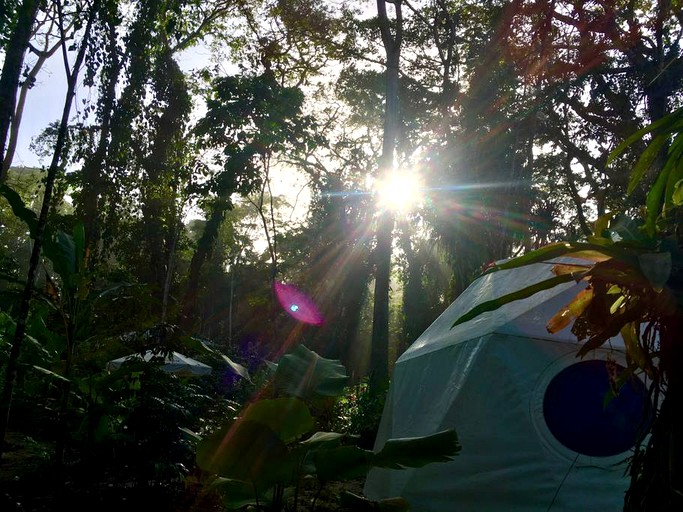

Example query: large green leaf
[607,107,683,165]
[196,419,293,486]
[52,229,77,283]
[373,429,461,469]
[72,222,85,274]
[313,430,460,483]
[241,397,314,443]
[626,132,670,195]
[490,242,638,273]
[32,365,70,382]
[644,157,673,237]
[274,344,349,399]
[452,273,576,328]
[663,143,683,210]
[673,179,683,206]
[300,431,351,448]
[0,183,38,235]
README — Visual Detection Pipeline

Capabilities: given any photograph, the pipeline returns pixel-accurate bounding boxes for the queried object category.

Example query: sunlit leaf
[220,353,251,382]
[300,431,348,448]
[546,288,594,334]
[621,322,651,376]
[672,179,683,206]
[663,146,683,212]
[274,344,348,399]
[610,295,626,314]
[32,365,70,382]
[452,274,576,328]
[178,426,201,441]
[546,308,572,333]
[592,212,614,237]
[551,263,591,276]
[489,243,613,273]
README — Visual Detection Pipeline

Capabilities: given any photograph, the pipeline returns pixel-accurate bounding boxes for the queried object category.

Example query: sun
[375,171,424,213]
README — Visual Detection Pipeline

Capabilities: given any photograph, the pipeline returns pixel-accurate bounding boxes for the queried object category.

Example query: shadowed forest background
[1,0,682,511]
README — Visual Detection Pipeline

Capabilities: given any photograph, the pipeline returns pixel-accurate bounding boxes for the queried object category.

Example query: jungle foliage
[1,0,683,510]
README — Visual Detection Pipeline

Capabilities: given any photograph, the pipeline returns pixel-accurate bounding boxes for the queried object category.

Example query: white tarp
[107,351,212,377]
[364,260,649,511]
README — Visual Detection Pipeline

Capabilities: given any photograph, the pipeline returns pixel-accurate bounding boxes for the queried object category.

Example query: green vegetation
[1,1,683,510]
[194,344,460,511]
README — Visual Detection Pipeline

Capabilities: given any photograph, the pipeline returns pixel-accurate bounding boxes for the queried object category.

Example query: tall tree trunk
[80,17,121,258]
[0,0,39,182]
[0,0,98,462]
[181,195,230,332]
[140,44,190,307]
[370,0,402,394]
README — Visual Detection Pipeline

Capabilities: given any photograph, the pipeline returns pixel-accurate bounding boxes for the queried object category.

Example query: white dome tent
[363,259,651,512]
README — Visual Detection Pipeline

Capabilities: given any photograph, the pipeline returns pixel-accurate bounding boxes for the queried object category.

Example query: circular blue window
[543,359,651,457]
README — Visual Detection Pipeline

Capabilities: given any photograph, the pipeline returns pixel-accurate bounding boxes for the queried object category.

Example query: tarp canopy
[364,259,651,512]
[107,351,212,377]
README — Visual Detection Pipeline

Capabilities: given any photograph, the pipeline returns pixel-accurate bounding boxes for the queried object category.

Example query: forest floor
[0,432,366,512]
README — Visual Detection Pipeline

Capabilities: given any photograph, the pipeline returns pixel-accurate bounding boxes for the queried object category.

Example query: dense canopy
[1,1,682,511]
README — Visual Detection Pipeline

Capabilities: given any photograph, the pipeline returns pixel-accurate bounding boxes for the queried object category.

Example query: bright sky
[8,51,66,168]
[9,41,211,168]
[5,39,314,229]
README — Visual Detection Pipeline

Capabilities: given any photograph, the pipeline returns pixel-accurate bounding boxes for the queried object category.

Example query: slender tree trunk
[2,47,56,173]
[1,5,63,174]
[81,18,121,257]
[0,0,98,462]
[370,0,402,394]
[0,0,39,182]
[140,44,190,306]
[181,196,230,332]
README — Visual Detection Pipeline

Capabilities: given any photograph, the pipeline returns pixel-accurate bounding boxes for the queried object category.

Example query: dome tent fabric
[363,259,651,512]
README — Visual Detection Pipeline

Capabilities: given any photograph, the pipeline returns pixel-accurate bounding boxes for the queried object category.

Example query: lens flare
[375,171,423,212]
[274,281,325,325]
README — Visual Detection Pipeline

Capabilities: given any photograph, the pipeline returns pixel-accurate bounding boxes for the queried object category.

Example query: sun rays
[374,171,424,213]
